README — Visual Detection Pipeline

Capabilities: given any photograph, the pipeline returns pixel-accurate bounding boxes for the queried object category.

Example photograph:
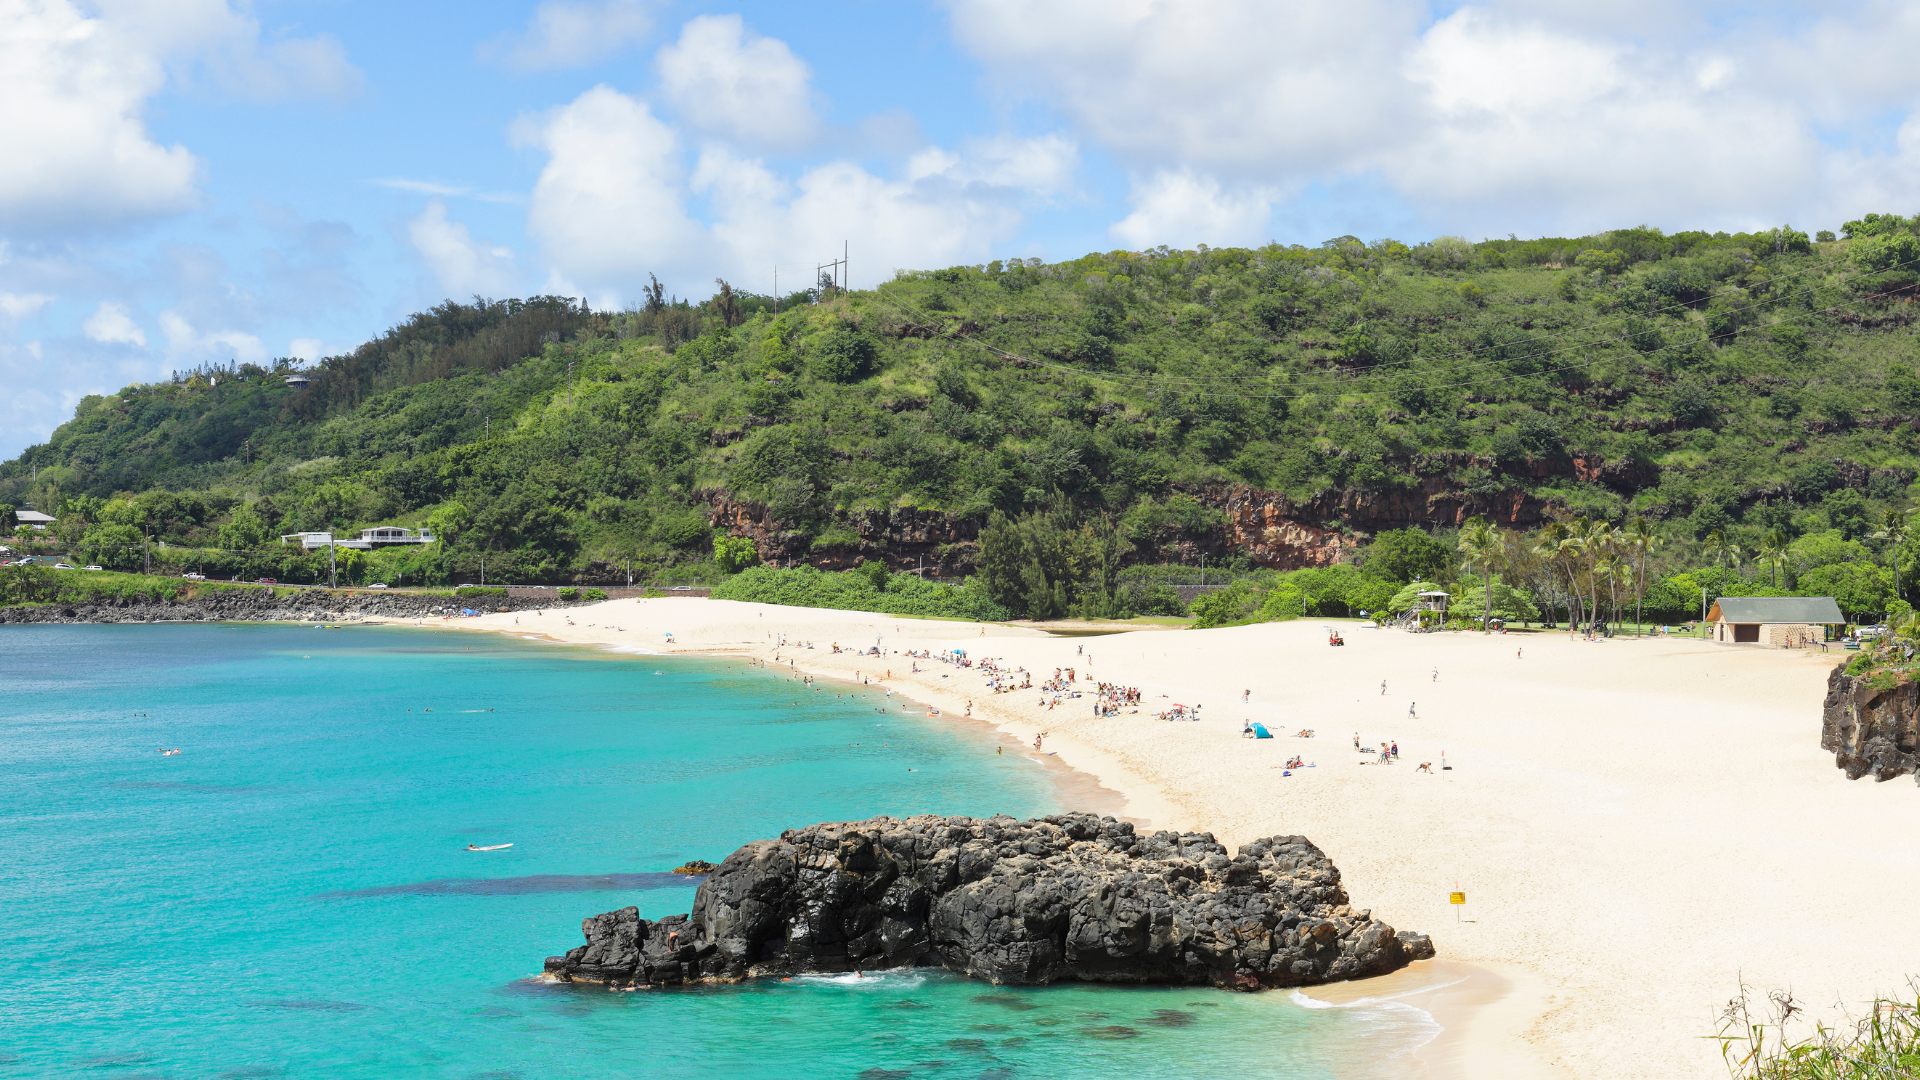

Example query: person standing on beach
[1353,732,1360,751]
[1408,702,1417,718]
[1431,667,1437,682]
[1380,679,1387,695]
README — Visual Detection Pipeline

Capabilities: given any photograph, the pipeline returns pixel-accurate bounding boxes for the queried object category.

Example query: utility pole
[328,541,337,590]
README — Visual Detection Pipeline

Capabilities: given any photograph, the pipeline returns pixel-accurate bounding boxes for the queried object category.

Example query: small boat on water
[466,843,512,851]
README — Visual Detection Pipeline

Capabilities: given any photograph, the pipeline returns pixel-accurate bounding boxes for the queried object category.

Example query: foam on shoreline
[371,596,1908,1080]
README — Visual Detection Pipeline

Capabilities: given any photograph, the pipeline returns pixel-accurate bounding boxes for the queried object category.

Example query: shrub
[556,587,579,600]
[454,586,506,599]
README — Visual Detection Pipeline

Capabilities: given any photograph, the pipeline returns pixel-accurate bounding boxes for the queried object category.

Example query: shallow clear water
[0,624,1433,1079]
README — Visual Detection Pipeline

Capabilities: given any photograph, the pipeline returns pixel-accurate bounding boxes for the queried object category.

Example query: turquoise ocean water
[0,624,1434,1079]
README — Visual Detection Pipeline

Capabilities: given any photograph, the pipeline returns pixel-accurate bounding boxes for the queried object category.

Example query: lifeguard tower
[1414,590,1450,631]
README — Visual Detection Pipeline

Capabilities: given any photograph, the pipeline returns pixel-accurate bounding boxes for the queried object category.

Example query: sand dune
[407,598,1916,1079]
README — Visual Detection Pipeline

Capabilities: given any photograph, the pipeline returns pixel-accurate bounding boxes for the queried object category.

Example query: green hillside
[6,216,1920,622]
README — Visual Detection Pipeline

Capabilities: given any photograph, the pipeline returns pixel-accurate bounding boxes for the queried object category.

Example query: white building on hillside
[280,526,435,551]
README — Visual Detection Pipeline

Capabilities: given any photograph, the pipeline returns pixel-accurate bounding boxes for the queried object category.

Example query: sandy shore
[387,598,1918,1079]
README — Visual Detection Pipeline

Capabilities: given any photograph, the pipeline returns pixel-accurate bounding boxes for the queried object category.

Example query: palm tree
[1870,509,1912,603]
[1598,549,1631,629]
[1625,517,1658,634]
[1532,523,1569,627]
[1558,523,1590,634]
[1578,518,1615,634]
[1458,517,1501,631]
[1757,528,1790,590]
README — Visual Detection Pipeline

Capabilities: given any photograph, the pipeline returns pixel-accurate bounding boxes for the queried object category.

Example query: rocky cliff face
[543,813,1433,991]
[703,491,979,574]
[1822,664,1920,782]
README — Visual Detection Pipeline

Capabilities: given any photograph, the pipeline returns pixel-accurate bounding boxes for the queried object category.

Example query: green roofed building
[1706,597,1845,646]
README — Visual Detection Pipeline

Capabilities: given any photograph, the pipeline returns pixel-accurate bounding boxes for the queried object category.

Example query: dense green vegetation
[7,216,1920,619]
[710,565,1008,621]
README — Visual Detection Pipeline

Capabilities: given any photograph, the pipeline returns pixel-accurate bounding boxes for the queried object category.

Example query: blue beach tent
[1251,723,1272,739]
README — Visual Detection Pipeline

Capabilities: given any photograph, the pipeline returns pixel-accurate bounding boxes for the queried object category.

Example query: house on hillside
[279,527,435,551]
[1707,596,1845,646]
[15,510,54,531]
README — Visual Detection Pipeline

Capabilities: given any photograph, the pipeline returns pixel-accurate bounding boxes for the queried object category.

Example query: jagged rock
[0,588,570,625]
[1822,664,1920,783]
[543,813,1433,991]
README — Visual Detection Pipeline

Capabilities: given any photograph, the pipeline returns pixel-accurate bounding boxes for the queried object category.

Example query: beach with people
[394,596,1920,1080]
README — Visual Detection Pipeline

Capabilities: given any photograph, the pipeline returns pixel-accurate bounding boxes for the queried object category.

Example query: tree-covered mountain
[6,218,1920,619]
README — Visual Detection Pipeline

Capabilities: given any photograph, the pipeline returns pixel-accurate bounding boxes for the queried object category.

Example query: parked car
[184,572,206,580]
[528,585,549,590]
[670,585,693,591]
[53,563,76,570]
[368,583,388,589]
[255,578,278,585]
[83,565,103,571]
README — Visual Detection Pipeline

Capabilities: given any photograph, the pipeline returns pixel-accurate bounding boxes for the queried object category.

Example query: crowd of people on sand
[1091,681,1140,716]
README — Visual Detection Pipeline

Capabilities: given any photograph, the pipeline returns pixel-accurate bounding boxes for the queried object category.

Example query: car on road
[368,583,388,589]
[53,563,76,570]
[255,578,278,585]
[670,585,693,591]
[184,572,206,580]
[84,565,103,571]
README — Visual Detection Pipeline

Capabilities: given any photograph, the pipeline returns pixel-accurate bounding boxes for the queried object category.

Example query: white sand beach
[396,597,1919,1079]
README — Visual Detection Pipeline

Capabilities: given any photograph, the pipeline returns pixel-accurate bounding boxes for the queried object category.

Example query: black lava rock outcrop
[544,813,1433,991]
[1823,663,1920,782]
[0,588,563,625]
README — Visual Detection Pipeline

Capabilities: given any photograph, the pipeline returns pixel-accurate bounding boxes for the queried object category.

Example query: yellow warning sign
[1449,892,1466,905]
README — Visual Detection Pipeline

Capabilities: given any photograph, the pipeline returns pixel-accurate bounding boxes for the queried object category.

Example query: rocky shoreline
[1822,662,1920,782]
[0,588,570,625]
[545,812,1434,991]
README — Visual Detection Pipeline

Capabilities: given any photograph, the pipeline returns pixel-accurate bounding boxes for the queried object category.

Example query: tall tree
[1457,516,1501,631]
[1625,517,1658,634]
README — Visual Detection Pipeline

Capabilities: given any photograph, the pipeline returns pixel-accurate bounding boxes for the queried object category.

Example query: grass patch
[1714,983,1920,1078]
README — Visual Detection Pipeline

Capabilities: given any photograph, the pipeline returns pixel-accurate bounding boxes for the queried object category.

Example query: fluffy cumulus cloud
[1109,171,1277,249]
[0,0,197,232]
[945,0,1920,242]
[0,0,359,235]
[519,79,1073,301]
[656,15,819,151]
[82,301,146,346]
[518,86,702,297]
[408,200,520,298]
[483,0,658,73]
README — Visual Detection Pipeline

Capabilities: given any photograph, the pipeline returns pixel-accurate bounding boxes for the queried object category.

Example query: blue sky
[5,0,1920,461]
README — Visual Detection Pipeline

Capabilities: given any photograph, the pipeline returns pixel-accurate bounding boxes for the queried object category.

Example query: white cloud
[0,0,198,231]
[83,301,146,346]
[158,309,264,363]
[906,135,1079,196]
[288,337,324,361]
[520,86,702,288]
[520,83,1067,298]
[657,15,820,151]
[408,199,520,298]
[376,178,469,197]
[0,0,360,234]
[0,292,54,319]
[483,0,657,73]
[945,0,1920,241]
[1110,171,1276,249]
